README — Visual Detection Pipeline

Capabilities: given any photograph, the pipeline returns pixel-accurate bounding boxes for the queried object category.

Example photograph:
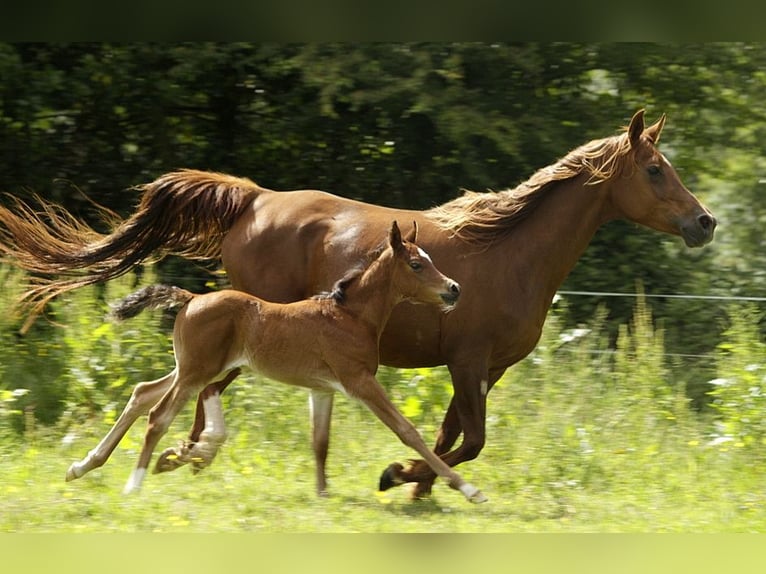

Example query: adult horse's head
[608,109,716,247]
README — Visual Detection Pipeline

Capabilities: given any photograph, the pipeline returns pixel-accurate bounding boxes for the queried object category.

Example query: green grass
[2,271,766,532]
[2,368,766,533]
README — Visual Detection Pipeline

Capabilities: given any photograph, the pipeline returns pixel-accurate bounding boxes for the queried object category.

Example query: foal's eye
[409,260,423,272]
[647,165,661,176]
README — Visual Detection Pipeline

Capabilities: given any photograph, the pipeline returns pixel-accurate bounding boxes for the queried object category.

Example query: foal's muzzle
[440,280,461,307]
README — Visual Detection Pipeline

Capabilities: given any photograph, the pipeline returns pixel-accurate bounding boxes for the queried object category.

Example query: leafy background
[1,43,765,531]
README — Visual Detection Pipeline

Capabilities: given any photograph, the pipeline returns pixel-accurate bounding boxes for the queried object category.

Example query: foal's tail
[109,284,195,322]
[0,169,263,331]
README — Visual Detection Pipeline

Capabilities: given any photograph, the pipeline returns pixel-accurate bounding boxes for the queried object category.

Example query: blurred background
[1,41,764,422]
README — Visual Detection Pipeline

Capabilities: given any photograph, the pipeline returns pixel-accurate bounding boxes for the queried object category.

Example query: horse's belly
[378,305,444,368]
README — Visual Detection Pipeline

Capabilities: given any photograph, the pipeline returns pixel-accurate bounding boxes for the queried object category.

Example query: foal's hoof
[65,463,81,482]
[379,462,405,491]
[459,482,488,504]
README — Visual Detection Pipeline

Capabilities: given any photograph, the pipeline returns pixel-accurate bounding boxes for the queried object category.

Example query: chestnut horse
[0,110,716,498]
[64,221,485,501]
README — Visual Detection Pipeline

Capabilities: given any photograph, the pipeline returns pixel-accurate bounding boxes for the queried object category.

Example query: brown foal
[65,221,485,502]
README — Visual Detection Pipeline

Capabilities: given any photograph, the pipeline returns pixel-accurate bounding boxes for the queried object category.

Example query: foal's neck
[339,256,401,337]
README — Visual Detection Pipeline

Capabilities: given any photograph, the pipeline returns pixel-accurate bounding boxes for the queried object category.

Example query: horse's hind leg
[309,389,334,496]
[66,371,176,481]
[155,369,240,474]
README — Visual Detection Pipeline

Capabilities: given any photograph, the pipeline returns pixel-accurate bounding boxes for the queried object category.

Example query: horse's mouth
[681,213,716,247]
[682,225,715,247]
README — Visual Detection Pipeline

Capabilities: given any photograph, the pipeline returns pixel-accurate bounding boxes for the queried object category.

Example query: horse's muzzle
[682,212,717,247]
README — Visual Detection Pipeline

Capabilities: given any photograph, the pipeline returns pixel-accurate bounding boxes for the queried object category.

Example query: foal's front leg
[348,374,486,503]
[383,365,500,500]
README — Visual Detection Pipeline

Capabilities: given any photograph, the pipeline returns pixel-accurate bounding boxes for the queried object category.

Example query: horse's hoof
[154,447,185,474]
[379,462,405,491]
[409,482,433,500]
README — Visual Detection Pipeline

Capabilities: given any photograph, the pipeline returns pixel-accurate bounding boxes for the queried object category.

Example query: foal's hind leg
[66,371,176,481]
[347,374,486,503]
[309,389,334,496]
[123,373,203,494]
[155,370,240,474]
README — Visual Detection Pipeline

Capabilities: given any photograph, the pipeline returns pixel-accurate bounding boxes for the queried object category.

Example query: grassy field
[2,365,766,533]
[1,273,766,532]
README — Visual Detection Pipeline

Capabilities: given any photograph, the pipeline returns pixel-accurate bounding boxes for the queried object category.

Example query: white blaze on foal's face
[417,246,433,262]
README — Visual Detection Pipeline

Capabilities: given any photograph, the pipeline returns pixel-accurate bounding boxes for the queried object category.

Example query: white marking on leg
[459,482,487,503]
[480,379,488,396]
[201,394,225,442]
[123,468,146,495]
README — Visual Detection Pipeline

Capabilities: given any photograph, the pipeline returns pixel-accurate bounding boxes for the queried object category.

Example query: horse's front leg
[380,364,500,499]
[349,373,486,503]
[405,397,462,499]
[154,370,239,474]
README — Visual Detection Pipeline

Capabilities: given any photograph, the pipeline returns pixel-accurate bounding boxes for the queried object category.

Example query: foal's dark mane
[426,129,636,243]
[312,241,389,304]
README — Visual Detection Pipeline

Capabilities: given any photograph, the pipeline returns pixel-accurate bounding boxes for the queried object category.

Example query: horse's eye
[647,165,661,176]
[409,260,423,272]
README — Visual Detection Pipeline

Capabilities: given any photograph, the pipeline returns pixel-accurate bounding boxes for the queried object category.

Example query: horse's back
[221,187,423,300]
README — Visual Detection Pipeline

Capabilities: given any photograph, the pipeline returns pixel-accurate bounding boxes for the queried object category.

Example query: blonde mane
[426,129,635,243]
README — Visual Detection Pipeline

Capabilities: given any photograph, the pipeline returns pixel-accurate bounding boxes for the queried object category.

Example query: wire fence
[551,289,766,364]
[556,290,766,303]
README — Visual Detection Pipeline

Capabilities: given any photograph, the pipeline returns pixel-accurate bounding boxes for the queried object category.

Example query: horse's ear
[628,109,646,148]
[644,113,666,144]
[404,221,418,243]
[389,220,404,251]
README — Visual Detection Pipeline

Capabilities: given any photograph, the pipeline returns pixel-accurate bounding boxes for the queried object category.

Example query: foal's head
[387,220,461,309]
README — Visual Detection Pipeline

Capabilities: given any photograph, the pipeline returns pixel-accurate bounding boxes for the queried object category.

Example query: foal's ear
[644,113,666,144]
[404,221,418,243]
[389,220,404,251]
[628,109,646,148]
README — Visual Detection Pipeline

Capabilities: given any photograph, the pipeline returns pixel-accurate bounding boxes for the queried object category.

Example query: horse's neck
[500,176,613,307]
[341,259,400,336]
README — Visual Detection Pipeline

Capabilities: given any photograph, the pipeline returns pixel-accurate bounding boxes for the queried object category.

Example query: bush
[708,304,766,457]
[0,268,174,436]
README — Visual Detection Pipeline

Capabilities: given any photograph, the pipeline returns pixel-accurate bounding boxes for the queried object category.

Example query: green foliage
[2,43,766,530]
[0,268,173,434]
[708,305,766,457]
[2,287,766,531]
[3,42,763,381]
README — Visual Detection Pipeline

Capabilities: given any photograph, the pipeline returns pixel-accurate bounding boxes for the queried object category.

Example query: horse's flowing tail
[0,169,262,330]
[109,284,194,322]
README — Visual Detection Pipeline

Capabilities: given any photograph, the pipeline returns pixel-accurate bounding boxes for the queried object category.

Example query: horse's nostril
[698,214,716,231]
[450,282,461,295]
